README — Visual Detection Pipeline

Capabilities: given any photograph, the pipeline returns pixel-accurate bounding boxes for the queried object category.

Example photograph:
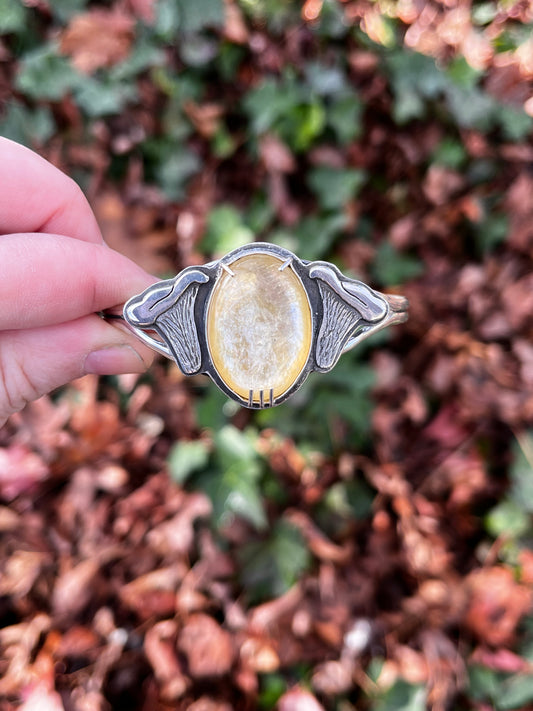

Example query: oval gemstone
[206,253,312,405]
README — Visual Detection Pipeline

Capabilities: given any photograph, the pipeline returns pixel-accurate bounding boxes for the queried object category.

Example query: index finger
[0,137,103,244]
[0,233,156,330]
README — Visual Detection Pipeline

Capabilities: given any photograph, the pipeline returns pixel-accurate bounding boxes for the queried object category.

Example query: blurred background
[1,1,533,709]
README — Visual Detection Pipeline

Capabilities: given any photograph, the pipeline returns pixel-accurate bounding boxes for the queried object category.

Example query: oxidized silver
[123,242,409,409]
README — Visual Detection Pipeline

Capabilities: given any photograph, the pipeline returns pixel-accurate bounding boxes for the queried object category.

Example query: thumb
[0,315,154,426]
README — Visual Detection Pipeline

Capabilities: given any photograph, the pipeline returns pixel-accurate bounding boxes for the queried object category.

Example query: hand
[0,137,157,427]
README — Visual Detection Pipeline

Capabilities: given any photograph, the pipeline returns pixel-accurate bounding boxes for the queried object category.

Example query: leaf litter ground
[1,1,533,710]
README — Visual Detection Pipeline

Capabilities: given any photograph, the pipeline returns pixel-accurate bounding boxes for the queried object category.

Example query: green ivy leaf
[16,44,82,101]
[328,92,364,144]
[446,56,483,89]
[176,0,225,33]
[496,673,533,710]
[217,43,246,81]
[509,433,533,513]
[372,680,427,711]
[315,478,375,538]
[444,84,497,131]
[195,386,233,431]
[258,673,287,709]
[468,666,533,710]
[485,499,530,539]
[372,242,424,286]
[244,77,298,135]
[211,125,237,159]
[497,104,533,142]
[239,520,310,602]
[323,479,375,521]
[0,0,28,33]
[155,147,201,200]
[307,166,366,210]
[304,61,347,96]
[109,38,166,81]
[245,192,275,235]
[203,204,255,256]
[238,0,300,35]
[48,0,88,24]
[153,0,182,40]
[385,50,447,124]
[74,77,137,118]
[472,2,498,26]
[431,137,467,169]
[215,425,258,470]
[295,213,348,260]
[154,0,224,37]
[198,464,266,530]
[474,213,508,254]
[312,0,349,38]
[244,72,326,151]
[257,355,375,453]
[286,101,326,152]
[0,102,55,146]
[197,426,267,530]
[168,440,210,485]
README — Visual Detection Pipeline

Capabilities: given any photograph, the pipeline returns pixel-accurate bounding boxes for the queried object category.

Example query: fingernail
[84,345,146,375]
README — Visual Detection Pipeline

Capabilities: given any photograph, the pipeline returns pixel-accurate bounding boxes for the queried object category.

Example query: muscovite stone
[206,253,312,405]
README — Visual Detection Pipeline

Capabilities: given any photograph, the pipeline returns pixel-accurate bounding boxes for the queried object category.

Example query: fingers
[0,139,160,425]
[0,233,157,330]
[0,137,103,244]
[0,316,155,426]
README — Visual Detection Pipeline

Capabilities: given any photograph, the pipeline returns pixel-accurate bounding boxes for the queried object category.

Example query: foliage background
[1,1,533,709]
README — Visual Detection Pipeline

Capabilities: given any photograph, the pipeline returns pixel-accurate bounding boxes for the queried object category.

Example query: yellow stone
[206,253,312,404]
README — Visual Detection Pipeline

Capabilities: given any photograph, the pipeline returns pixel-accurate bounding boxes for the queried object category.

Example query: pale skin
[0,137,157,427]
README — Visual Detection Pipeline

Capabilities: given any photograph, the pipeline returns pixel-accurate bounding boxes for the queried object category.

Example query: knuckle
[47,175,89,230]
[0,337,40,421]
[64,174,85,204]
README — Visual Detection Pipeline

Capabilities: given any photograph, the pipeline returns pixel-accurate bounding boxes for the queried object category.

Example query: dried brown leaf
[312,660,353,696]
[120,565,186,620]
[0,505,20,531]
[259,134,296,173]
[0,550,49,597]
[223,0,249,43]
[505,172,533,250]
[248,585,303,633]
[52,559,101,619]
[423,165,465,206]
[127,0,157,24]
[0,615,51,696]
[93,191,175,276]
[286,510,353,564]
[19,684,64,711]
[184,101,224,138]
[277,687,326,711]
[60,9,134,74]
[188,699,233,711]
[464,567,532,646]
[147,492,212,556]
[0,445,49,501]
[178,614,235,678]
[471,646,532,674]
[519,549,533,585]
[56,626,100,659]
[144,621,189,701]
[240,636,280,673]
